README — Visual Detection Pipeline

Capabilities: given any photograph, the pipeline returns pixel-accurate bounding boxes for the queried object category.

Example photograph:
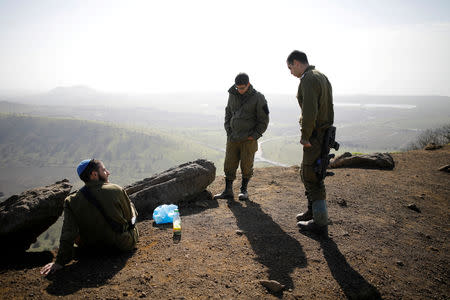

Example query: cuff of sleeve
[251,132,261,140]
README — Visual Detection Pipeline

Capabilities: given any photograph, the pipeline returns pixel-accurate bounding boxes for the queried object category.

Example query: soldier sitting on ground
[40,159,139,276]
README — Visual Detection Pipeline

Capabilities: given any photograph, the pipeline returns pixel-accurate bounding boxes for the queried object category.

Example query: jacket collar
[228,84,256,97]
[300,65,315,79]
[85,180,106,188]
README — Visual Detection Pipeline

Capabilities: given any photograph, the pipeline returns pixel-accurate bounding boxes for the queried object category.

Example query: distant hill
[0,114,223,197]
[47,85,98,96]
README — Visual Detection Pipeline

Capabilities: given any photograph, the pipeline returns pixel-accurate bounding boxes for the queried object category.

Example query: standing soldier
[214,73,270,201]
[286,50,334,234]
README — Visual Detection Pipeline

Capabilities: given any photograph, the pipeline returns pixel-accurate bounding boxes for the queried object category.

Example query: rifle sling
[80,186,134,233]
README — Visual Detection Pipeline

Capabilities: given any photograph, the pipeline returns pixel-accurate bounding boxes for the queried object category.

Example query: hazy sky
[1,0,449,96]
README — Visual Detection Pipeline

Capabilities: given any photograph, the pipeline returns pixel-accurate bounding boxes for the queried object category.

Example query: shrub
[405,124,450,150]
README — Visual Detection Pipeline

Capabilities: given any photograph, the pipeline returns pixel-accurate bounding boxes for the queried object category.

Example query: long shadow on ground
[0,251,54,271]
[228,199,307,290]
[45,250,134,296]
[302,231,382,299]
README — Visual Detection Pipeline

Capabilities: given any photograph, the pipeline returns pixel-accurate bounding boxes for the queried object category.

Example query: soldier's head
[234,73,250,95]
[77,159,110,183]
[287,50,309,78]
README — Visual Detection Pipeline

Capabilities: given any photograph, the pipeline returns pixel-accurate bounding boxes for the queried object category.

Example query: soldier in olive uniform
[41,159,139,276]
[214,73,270,201]
[286,50,334,234]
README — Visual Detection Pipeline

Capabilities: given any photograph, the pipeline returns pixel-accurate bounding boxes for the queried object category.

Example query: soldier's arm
[251,95,270,140]
[121,189,137,225]
[300,76,320,141]
[224,96,232,136]
[54,197,79,267]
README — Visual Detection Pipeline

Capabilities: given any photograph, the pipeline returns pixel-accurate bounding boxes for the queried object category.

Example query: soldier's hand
[247,136,255,141]
[40,262,62,276]
[300,139,312,148]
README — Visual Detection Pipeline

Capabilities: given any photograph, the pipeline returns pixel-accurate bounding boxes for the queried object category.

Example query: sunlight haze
[1,0,449,95]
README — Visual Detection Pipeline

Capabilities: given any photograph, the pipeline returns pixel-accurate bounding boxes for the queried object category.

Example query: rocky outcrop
[0,179,72,253]
[125,159,216,218]
[330,152,395,170]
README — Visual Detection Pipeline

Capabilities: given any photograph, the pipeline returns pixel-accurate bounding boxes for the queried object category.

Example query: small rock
[139,292,147,298]
[407,203,421,213]
[438,164,450,173]
[396,260,404,266]
[424,143,442,150]
[236,230,244,236]
[337,199,347,207]
[429,246,439,252]
[342,231,350,237]
[259,280,285,293]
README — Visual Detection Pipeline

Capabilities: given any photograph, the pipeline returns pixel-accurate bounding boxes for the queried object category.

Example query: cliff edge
[0,146,448,299]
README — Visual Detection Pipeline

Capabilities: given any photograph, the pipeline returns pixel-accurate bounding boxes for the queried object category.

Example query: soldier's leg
[224,140,241,181]
[297,133,327,234]
[238,139,258,200]
[215,140,241,199]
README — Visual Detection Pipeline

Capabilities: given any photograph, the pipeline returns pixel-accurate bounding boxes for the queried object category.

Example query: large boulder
[125,159,216,218]
[0,179,72,254]
[330,152,395,170]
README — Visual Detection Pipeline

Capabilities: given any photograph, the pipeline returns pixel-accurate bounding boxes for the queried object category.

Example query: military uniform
[223,84,269,180]
[55,181,139,266]
[297,65,334,208]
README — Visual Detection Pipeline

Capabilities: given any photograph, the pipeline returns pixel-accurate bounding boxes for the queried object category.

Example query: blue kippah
[77,159,92,177]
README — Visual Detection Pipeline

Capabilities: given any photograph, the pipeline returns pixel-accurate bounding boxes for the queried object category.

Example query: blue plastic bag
[152,204,178,224]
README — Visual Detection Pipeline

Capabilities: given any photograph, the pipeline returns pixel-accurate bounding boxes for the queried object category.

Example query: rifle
[314,126,340,180]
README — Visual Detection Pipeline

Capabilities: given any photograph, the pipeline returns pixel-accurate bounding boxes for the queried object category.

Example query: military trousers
[300,131,326,207]
[224,139,258,181]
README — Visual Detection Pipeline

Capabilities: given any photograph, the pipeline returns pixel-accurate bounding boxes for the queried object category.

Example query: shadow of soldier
[45,250,134,296]
[301,231,382,300]
[227,199,307,291]
[0,251,54,271]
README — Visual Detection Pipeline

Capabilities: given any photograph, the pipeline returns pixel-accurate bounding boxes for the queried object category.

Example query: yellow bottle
[173,209,181,235]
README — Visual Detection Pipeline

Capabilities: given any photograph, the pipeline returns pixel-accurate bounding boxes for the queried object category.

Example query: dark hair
[79,159,102,183]
[235,73,249,85]
[287,50,308,65]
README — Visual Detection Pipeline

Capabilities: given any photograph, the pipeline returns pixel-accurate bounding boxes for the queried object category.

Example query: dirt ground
[0,146,449,299]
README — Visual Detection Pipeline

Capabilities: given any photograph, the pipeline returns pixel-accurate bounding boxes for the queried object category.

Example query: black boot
[238,178,249,200]
[297,199,328,236]
[296,191,313,221]
[214,179,234,199]
[297,219,328,236]
[296,208,313,221]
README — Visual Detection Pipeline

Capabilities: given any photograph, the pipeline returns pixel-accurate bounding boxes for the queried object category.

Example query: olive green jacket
[225,84,270,142]
[297,66,334,141]
[55,181,139,266]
